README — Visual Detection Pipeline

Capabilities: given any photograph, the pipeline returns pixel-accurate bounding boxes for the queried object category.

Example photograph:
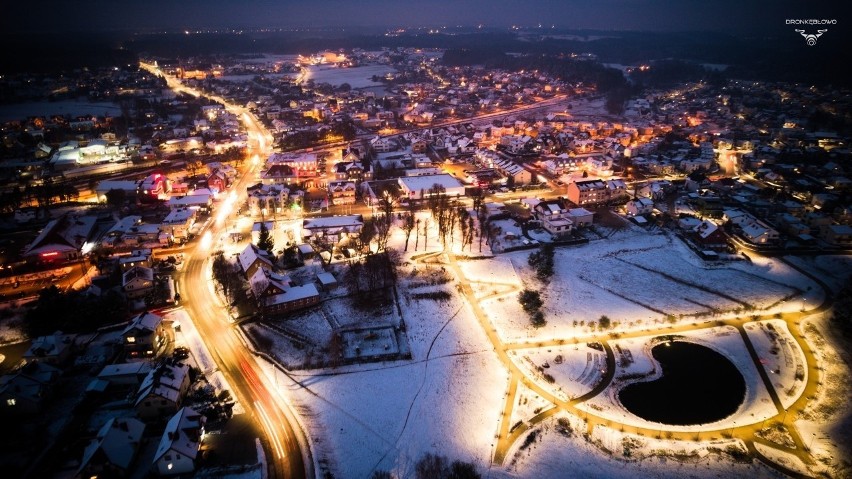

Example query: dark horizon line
[0,25,797,38]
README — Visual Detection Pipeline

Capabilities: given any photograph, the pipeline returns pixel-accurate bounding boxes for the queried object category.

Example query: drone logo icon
[795,29,827,46]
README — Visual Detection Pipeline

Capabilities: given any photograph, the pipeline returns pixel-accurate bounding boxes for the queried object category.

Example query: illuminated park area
[247,217,849,478]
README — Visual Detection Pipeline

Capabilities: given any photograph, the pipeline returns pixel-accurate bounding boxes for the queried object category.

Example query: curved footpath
[433,249,837,477]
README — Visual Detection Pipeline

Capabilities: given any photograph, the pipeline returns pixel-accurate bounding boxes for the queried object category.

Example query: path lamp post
[808,432,816,451]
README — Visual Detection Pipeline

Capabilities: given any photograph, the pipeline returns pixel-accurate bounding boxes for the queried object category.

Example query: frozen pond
[618,341,746,425]
[303,64,395,88]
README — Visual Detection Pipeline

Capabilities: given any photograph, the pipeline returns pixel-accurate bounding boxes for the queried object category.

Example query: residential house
[567,179,608,206]
[135,362,191,420]
[0,362,61,415]
[98,362,154,387]
[370,136,398,153]
[122,312,170,360]
[23,331,76,365]
[334,161,371,182]
[152,407,205,476]
[247,183,290,217]
[302,215,364,244]
[122,266,155,299]
[167,193,212,212]
[23,213,97,264]
[693,220,728,251]
[533,199,574,237]
[119,249,153,272]
[626,198,654,216]
[261,164,299,185]
[237,243,274,279]
[76,417,146,479]
[206,170,228,194]
[328,181,357,205]
[247,268,290,303]
[567,208,595,227]
[740,219,780,245]
[160,208,196,242]
[262,284,321,315]
[824,224,852,247]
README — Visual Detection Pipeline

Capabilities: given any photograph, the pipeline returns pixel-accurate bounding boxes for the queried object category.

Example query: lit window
[167,463,173,470]
[6,398,16,406]
[126,337,136,343]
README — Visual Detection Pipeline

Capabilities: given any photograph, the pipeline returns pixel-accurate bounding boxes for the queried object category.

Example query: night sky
[2,0,845,34]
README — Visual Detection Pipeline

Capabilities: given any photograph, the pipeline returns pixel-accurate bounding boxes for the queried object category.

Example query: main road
[140,61,312,479]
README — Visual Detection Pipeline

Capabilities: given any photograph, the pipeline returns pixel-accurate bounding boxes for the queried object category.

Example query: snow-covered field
[0,99,121,122]
[480,229,814,344]
[240,219,836,478]
[495,419,784,479]
[303,64,396,88]
[783,254,852,293]
[274,288,508,478]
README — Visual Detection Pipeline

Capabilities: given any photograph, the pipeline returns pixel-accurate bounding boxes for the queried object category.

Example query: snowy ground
[269,279,507,478]
[495,417,785,479]
[239,216,841,478]
[481,229,814,344]
[511,345,606,400]
[783,254,852,293]
[0,307,26,346]
[303,64,396,88]
[743,320,807,409]
[581,326,778,432]
[0,99,121,122]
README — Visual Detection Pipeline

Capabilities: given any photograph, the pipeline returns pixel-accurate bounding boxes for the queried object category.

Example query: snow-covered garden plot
[510,345,606,400]
[340,326,399,360]
[489,218,529,252]
[744,320,807,409]
[267,308,333,346]
[581,326,778,432]
[243,321,329,370]
[0,306,26,346]
[322,293,400,329]
[612,337,657,380]
[509,382,554,427]
[303,64,396,88]
[275,288,508,478]
[494,418,784,479]
[527,228,554,243]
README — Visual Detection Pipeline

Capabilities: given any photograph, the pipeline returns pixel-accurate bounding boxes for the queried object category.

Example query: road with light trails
[141,61,312,479]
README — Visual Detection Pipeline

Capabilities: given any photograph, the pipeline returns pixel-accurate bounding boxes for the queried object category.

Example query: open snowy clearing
[303,64,396,88]
[483,229,814,343]
[494,416,784,479]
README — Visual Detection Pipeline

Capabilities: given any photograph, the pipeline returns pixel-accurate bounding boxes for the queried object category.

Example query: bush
[518,289,543,313]
[599,315,611,329]
[531,310,547,327]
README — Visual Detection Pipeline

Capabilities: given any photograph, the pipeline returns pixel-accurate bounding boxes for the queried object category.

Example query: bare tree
[402,213,416,252]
